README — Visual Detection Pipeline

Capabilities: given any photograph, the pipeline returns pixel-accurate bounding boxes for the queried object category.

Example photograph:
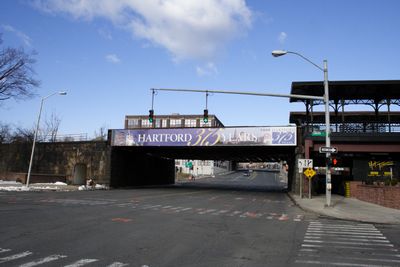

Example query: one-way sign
[319,146,338,153]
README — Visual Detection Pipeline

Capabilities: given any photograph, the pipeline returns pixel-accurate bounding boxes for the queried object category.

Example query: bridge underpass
[109,127,297,191]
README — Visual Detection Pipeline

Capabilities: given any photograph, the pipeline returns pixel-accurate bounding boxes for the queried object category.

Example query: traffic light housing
[148,109,154,123]
[203,109,209,123]
[327,157,339,168]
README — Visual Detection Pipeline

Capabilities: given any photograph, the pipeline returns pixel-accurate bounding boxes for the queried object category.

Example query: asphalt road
[178,170,287,191]
[1,174,399,267]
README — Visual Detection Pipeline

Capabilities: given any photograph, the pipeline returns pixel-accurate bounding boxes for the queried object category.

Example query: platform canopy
[290,80,400,103]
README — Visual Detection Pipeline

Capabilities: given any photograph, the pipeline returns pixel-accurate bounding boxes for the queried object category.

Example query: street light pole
[272,50,332,207]
[26,91,67,187]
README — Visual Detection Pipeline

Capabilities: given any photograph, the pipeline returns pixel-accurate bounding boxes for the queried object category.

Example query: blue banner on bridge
[111,126,296,147]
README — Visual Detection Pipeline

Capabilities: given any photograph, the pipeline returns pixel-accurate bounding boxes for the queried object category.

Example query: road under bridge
[109,126,297,189]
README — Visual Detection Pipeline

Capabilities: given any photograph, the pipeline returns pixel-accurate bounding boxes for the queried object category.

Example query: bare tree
[42,112,62,142]
[94,125,108,141]
[11,126,34,143]
[0,122,12,143]
[0,34,40,101]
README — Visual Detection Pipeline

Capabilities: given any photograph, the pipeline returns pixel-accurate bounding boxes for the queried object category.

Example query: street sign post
[319,146,338,153]
[298,159,313,199]
[303,168,316,199]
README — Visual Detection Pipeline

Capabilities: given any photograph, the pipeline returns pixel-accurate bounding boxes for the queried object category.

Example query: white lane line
[305,233,387,239]
[19,254,67,267]
[64,259,99,267]
[106,262,129,267]
[0,251,33,264]
[295,259,393,267]
[303,239,394,247]
[0,248,11,253]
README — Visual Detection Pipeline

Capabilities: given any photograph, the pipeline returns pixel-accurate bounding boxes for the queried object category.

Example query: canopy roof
[290,80,400,103]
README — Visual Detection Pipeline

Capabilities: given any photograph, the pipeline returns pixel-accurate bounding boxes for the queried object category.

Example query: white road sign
[298,159,313,173]
[319,147,338,153]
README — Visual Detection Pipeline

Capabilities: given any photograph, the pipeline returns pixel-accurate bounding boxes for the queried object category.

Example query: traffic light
[203,109,209,123]
[148,109,154,123]
[327,157,339,168]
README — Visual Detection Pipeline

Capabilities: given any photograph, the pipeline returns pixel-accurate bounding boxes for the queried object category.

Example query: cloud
[97,28,113,40]
[1,24,32,47]
[278,31,287,44]
[196,62,218,76]
[105,54,121,63]
[32,0,252,61]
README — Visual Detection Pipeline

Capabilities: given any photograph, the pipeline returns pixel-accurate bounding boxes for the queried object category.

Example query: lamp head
[59,91,67,95]
[271,50,288,57]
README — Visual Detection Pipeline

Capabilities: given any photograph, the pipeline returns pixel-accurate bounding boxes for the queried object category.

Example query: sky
[1,0,400,138]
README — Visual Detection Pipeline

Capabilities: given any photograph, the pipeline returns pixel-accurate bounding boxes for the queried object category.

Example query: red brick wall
[350,181,400,209]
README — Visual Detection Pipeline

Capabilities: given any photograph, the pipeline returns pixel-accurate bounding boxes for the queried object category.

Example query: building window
[155,119,161,128]
[127,119,139,128]
[185,119,197,127]
[162,120,168,128]
[141,119,152,128]
[170,119,182,127]
[200,119,212,127]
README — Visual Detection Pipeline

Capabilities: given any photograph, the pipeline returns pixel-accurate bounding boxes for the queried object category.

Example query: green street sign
[185,161,193,168]
[311,131,326,137]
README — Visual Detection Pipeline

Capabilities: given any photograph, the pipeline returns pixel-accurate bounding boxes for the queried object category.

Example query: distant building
[125,114,224,129]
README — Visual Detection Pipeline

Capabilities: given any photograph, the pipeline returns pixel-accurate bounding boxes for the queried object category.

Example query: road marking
[198,209,217,215]
[19,254,67,267]
[306,230,383,236]
[295,259,393,267]
[305,232,387,239]
[227,211,243,216]
[64,259,99,267]
[106,262,129,267]
[111,218,132,223]
[305,236,390,243]
[297,221,399,266]
[303,239,394,247]
[0,251,32,264]
[211,210,229,215]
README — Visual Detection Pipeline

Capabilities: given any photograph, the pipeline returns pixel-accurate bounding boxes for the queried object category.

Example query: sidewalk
[289,193,400,225]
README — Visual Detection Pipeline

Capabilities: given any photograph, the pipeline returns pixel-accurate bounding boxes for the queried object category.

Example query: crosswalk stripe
[295,259,393,267]
[64,259,98,267]
[0,248,11,253]
[106,262,129,267]
[305,236,390,243]
[306,230,383,236]
[303,239,394,247]
[0,251,33,264]
[19,254,67,267]
[198,209,217,214]
[308,227,381,233]
[305,233,387,239]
